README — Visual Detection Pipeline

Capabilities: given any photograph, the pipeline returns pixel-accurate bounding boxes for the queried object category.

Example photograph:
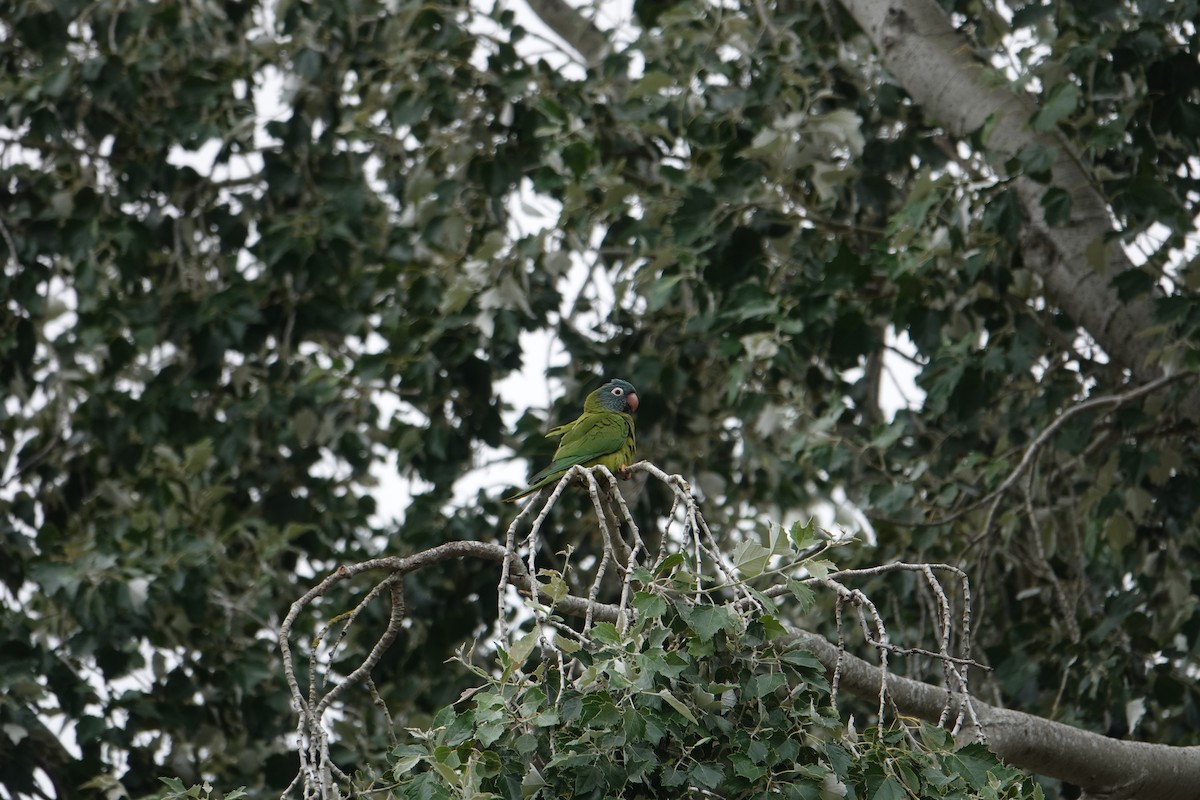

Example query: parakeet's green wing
[527,411,631,484]
[545,421,574,439]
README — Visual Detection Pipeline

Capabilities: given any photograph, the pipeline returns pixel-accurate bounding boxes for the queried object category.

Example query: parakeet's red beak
[627,391,639,412]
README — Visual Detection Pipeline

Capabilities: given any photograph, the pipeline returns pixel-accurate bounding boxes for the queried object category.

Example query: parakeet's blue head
[591,378,639,413]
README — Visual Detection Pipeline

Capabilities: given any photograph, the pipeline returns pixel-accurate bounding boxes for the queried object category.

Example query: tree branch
[282,537,1200,800]
[519,0,608,66]
[783,629,1200,800]
[935,370,1192,532]
[836,0,1200,422]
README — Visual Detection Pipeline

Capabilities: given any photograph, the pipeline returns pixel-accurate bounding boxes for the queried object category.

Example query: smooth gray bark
[525,0,1199,419]
[305,540,1200,797]
[538,569,1200,800]
[522,0,607,64]
[785,629,1200,800]
[836,0,1200,420]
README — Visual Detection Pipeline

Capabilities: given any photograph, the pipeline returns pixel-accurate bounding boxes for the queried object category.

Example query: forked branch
[276,462,1197,800]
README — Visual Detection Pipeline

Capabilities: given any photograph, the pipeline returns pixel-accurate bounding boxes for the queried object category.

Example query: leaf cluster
[379,579,1041,800]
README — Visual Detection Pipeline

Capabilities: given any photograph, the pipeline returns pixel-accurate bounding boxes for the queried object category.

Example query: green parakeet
[505,378,639,502]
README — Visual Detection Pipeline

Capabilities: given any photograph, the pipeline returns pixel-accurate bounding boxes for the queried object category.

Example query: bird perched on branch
[505,378,639,502]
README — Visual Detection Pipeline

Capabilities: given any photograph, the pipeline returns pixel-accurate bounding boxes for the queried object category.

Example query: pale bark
[785,630,1200,800]
[289,541,1200,798]
[524,0,1199,419]
[521,0,607,64]
[548,575,1200,800]
[836,0,1200,420]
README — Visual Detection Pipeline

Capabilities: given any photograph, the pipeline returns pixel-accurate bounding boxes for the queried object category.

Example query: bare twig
[280,466,992,799]
[946,371,1193,539]
[278,541,528,800]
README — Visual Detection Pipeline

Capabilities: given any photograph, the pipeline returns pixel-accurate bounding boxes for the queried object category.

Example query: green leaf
[944,743,1001,790]
[392,753,423,777]
[786,579,817,612]
[441,710,476,747]
[825,742,853,777]
[506,630,539,669]
[871,776,907,800]
[538,571,570,603]
[158,778,187,794]
[655,552,685,576]
[515,733,538,755]
[1104,511,1135,553]
[916,723,953,750]
[656,688,699,724]
[689,761,724,790]
[1111,269,1155,301]
[780,648,824,673]
[1040,187,1072,226]
[632,591,669,619]
[1014,145,1059,180]
[759,614,788,641]
[732,540,773,577]
[591,622,623,646]
[521,764,549,797]
[630,70,676,97]
[731,752,768,780]
[182,438,215,474]
[647,274,683,312]
[1031,81,1080,131]
[638,647,689,680]
[804,559,836,581]
[476,722,505,746]
[532,708,560,727]
[788,517,819,551]
[747,671,787,698]
[677,604,736,640]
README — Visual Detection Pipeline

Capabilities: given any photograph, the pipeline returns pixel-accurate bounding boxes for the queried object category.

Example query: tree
[273,483,1049,800]
[1,0,1198,797]
[275,467,1200,799]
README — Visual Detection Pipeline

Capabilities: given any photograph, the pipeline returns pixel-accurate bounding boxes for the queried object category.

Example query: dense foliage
[1,0,1197,795]
[384,574,1041,800]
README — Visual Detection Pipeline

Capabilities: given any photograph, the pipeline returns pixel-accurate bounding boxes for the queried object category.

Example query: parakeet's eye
[611,387,624,396]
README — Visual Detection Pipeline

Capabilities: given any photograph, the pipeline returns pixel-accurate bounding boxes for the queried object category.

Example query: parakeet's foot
[616,464,632,480]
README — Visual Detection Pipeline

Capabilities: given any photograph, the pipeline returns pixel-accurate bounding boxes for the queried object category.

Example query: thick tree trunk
[522,0,1198,420]
[835,0,1200,420]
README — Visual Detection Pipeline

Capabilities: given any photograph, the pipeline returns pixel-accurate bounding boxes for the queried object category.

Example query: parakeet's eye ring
[611,387,624,396]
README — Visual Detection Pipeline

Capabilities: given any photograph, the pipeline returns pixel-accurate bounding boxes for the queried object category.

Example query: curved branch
[936,371,1192,533]
[837,0,1200,421]
[783,629,1200,800]
[281,540,1200,800]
